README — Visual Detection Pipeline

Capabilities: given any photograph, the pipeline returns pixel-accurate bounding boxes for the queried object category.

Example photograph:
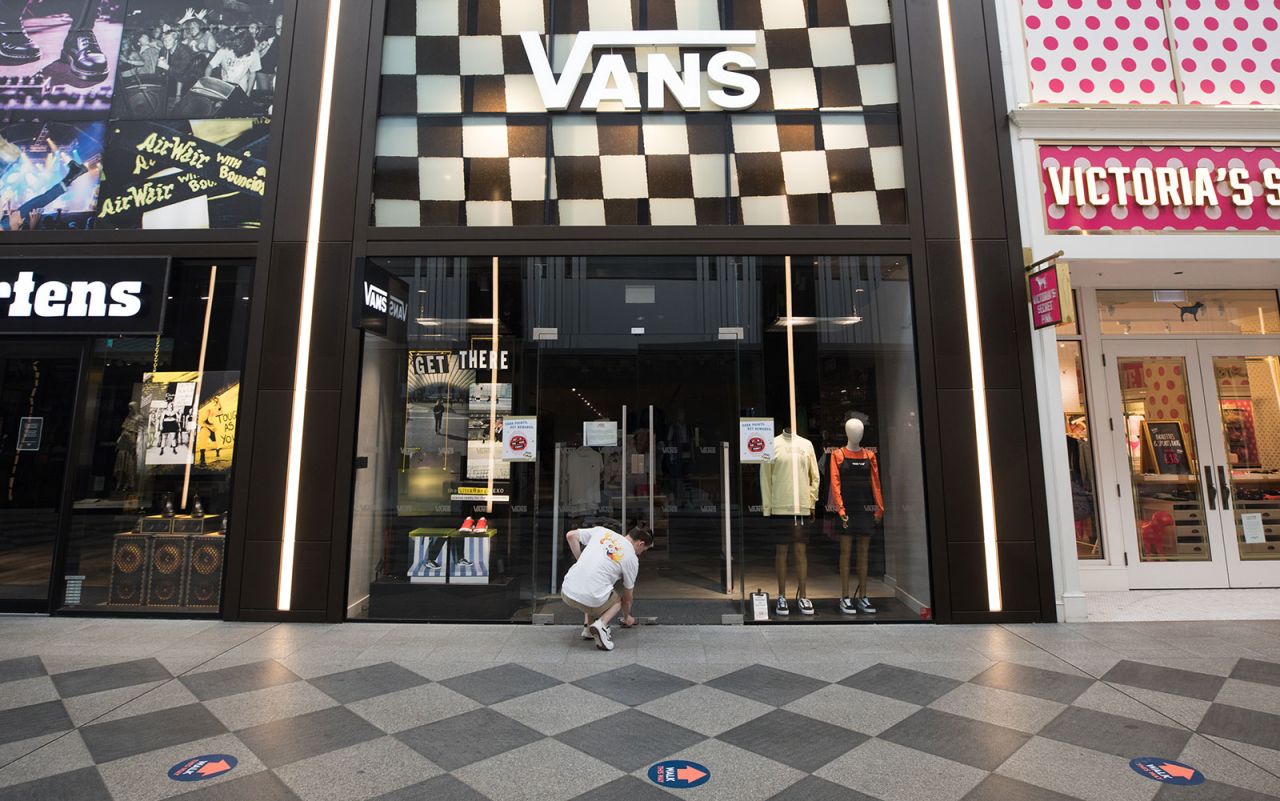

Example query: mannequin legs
[774,541,809,598]
[839,533,871,598]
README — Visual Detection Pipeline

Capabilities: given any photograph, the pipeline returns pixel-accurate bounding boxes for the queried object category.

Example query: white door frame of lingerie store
[1093,330,1280,590]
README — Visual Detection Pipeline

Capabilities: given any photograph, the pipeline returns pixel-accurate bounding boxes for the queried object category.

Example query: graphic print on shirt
[599,533,626,563]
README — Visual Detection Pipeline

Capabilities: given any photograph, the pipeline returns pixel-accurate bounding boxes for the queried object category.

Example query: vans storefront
[1000,0,1280,620]
[1,0,1060,626]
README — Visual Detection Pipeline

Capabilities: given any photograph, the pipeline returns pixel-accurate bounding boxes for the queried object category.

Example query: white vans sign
[520,30,761,111]
[0,259,168,334]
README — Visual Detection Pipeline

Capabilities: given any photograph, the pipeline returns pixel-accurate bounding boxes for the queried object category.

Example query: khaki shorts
[563,590,620,620]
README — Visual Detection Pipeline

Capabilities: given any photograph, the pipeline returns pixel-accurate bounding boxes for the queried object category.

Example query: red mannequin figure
[1140,510,1175,557]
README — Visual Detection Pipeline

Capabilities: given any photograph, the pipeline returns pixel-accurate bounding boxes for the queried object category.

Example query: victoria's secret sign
[1040,145,1280,233]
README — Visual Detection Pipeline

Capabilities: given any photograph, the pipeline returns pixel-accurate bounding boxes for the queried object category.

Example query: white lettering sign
[0,272,143,319]
[1046,165,1280,209]
[520,30,760,111]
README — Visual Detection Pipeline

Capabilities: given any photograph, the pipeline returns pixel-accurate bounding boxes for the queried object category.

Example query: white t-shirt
[210,48,263,93]
[561,526,638,609]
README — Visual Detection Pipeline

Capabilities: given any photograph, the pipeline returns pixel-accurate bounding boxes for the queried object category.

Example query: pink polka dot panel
[1021,0,1178,103]
[1168,0,1280,104]
[1039,144,1280,232]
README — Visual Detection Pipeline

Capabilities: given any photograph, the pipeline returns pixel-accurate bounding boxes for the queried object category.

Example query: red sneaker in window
[473,517,488,534]
[458,517,474,533]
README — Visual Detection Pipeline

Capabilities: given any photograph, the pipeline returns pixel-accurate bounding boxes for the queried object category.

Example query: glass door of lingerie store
[533,257,744,624]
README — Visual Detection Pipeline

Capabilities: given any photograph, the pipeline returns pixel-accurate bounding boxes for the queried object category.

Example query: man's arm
[620,587,635,625]
[566,529,584,560]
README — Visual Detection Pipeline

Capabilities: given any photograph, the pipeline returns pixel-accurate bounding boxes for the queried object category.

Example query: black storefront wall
[220,0,1055,624]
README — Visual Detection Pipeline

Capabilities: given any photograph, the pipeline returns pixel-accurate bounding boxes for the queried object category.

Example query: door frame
[1195,338,1280,588]
[0,337,91,614]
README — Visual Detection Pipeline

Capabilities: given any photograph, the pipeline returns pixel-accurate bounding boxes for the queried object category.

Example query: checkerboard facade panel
[373,0,905,227]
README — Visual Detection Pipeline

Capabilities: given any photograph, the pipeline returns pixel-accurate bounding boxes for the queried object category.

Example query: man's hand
[621,615,637,628]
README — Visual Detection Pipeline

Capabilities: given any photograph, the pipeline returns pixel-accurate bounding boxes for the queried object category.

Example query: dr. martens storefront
[1,0,1058,626]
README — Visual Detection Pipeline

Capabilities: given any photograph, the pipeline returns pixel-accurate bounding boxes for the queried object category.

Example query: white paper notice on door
[1241,513,1266,545]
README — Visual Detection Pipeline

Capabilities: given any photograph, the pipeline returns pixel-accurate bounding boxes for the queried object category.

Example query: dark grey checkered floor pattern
[1,620,1280,800]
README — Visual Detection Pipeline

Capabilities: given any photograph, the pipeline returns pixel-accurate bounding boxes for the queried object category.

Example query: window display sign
[0,257,168,334]
[16,417,43,451]
[1028,261,1066,330]
[739,418,774,463]
[1040,144,1280,233]
[583,420,618,448]
[502,416,536,462]
[1142,421,1192,476]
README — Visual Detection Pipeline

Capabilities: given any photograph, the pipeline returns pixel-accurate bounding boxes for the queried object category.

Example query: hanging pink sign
[1040,144,1280,233]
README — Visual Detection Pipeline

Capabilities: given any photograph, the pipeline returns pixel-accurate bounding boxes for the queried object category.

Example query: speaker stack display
[107,533,149,606]
[146,534,190,608]
[185,536,226,609]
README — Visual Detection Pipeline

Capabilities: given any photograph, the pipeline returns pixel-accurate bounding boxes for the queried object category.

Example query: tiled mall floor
[2,618,1280,801]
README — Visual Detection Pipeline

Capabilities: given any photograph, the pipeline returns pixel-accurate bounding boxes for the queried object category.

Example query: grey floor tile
[783,683,921,736]
[651,738,807,801]
[1153,781,1280,801]
[79,702,227,764]
[49,658,171,699]
[491,682,628,736]
[274,735,443,801]
[879,707,1030,771]
[838,663,963,706]
[638,684,774,737]
[439,663,561,705]
[94,731,264,801]
[1102,660,1226,702]
[0,766,111,801]
[453,738,621,801]
[306,662,429,704]
[395,707,542,771]
[0,657,46,685]
[1230,658,1280,689]
[717,708,868,772]
[1198,703,1280,751]
[369,774,490,801]
[1039,706,1191,760]
[971,662,1094,704]
[996,736,1160,801]
[203,681,339,732]
[816,738,988,801]
[930,682,1068,735]
[764,775,883,801]
[237,705,385,768]
[568,775,687,801]
[706,664,827,706]
[346,682,481,734]
[1174,728,1280,798]
[556,709,704,772]
[166,770,301,801]
[0,701,72,746]
[179,660,301,701]
[962,774,1082,801]
[572,664,695,707]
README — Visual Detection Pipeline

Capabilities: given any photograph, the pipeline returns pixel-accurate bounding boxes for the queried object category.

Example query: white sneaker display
[856,597,877,614]
[839,597,858,615]
[775,596,790,617]
[797,597,815,615]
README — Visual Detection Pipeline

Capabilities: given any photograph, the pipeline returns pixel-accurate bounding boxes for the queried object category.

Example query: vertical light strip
[279,0,344,611]
[784,256,800,514]
[485,257,499,514]
[181,264,218,509]
[936,0,1002,611]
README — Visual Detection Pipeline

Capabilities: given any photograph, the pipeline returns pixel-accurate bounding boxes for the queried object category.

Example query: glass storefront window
[1057,342,1102,559]
[58,261,253,613]
[348,255,930,623]
[1097,290,1280,337]
[1210,355,1280,562]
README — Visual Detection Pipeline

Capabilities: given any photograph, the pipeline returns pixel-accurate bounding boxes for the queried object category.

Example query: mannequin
[760,427,820,616]
[829,416,883,614]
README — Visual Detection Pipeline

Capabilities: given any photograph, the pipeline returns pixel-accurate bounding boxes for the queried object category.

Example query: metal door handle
[1204,465,1216,510]
[1217,465,1231,511]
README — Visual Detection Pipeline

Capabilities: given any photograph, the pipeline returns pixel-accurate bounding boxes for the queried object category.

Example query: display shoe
[589,620,614,651]
[856,597,877,614]
[458,516,474,533]
[473,517,488,534]
[456,557,473,567]
[797,597,815,615]
[0,30,41,65]
[581,625,594,640]
[774,596,789,616]
[839,597,858,615]
[60,30,109,82]
[425,560,439,570]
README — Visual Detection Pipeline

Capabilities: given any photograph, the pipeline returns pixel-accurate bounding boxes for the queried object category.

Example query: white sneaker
[797,597,815,615]
[589,620,614,651]
[581,625,594,640]
[775,596,789,617]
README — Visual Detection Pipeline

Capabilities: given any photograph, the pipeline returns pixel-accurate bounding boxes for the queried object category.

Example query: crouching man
[561,522,653,651]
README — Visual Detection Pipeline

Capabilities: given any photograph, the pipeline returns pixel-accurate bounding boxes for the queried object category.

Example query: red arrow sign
[1160,763,1195,780]
[197,760,231,776]
[676,766,707,783]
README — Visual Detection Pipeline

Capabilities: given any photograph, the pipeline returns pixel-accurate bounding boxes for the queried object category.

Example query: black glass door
[0,342,82,612]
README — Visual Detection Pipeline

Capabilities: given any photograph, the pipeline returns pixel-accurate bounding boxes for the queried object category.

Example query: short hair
[628,526,654,547]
